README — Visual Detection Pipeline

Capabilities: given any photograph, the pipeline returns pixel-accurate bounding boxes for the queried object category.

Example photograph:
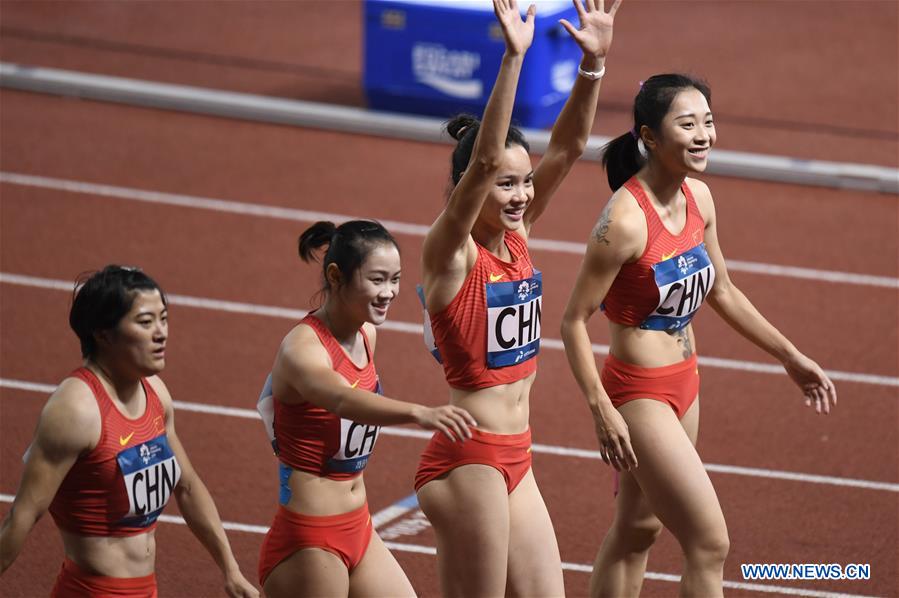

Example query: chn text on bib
[486,271,542,368]
[641,244,715,332]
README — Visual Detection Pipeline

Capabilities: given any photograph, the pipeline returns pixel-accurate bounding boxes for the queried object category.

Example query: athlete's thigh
[417,464,511,597]
[614,468,661,531]
[680,395,700,446]
[349,532,415,598]
[505,469,564,598]
[264,547,349,598]
[618,399,725,542]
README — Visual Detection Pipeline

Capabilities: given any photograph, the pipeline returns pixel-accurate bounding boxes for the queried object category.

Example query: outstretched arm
[277,326,477,441]
[692,180,837,413]
[526,0,623,232]
[151,379,259,598]
[422,0,535,272]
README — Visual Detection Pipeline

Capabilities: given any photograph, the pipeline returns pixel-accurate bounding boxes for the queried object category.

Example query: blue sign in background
[364,0,582,127]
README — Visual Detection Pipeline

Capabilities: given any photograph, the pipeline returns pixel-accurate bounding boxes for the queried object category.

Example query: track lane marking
[2,378,897,493]
[1,171,896,289]
[2,271,896,388]
[0,493,876,598]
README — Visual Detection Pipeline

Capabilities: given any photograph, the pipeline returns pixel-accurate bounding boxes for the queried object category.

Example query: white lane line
[2,270,896,388]
[370,493,420,529]
[1,61,897,196]
[0,494,874,598]
[1,171,896,290]
[3,377,897,493]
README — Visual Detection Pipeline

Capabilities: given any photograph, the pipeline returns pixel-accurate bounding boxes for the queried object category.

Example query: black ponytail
[297,220,400,302]
[446,113,529,186]
[298,221,338,262]
[601,132,644,192]
[602,73,712,191]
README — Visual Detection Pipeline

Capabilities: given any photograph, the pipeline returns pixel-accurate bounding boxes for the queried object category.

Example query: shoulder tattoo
[591,201,614,246]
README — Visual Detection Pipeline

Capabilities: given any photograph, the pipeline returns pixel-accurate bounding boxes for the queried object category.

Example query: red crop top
[602,177,716,332]
[423,230,542,390]
[272,313,382,482]
[48,368,180,537]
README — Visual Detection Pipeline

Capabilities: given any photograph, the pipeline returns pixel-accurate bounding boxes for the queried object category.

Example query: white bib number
[641,244,715,332]
[485,272,542,368]
[116,435,181,528]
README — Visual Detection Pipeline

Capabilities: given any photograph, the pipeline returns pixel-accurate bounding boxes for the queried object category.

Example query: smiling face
[334,242,402,326]
[479,144,534,231]
[99,289,168,377]
[643,88,716,175]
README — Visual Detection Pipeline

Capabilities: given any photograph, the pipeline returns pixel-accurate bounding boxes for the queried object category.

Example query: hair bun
[446,114,480,141]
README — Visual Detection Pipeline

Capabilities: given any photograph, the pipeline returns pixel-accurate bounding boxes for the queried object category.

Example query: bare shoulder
[144,375,173,410]
[685,177,716,220]
[590,188,646,251]
[276,322,331,372]
[421,210,477,273]
[38,377,101,453]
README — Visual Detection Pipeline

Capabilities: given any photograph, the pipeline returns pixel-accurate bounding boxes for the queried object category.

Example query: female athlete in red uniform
[256,220,475,598]
[415,0,622,595]
[560,74,837,597]
[0,265,257,597]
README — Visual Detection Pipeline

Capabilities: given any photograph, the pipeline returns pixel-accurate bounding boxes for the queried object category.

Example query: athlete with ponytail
[560,74,836,597]
[415,0,622,595]
[256,220,475,598]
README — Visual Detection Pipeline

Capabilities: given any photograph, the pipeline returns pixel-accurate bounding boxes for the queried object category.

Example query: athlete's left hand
[224,570,260,598]
[783,353,837,414]
[559,0,623,59]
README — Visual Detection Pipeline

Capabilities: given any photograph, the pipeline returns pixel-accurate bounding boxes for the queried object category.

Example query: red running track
[1,2,897,597]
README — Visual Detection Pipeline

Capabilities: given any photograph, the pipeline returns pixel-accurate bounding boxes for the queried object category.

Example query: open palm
[560,0,623,58]
[493,0,536,56]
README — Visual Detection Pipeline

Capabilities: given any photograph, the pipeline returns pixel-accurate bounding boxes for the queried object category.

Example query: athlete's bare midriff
[448,371,535,434]
[283,469,367,517]
[61,528,156,578]
[609,321,698,367]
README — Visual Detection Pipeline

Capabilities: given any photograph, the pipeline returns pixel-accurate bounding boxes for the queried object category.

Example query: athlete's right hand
[412,405,478,442]
[223,569,260,598]
[493,0,536,57]
[593,403,638,471]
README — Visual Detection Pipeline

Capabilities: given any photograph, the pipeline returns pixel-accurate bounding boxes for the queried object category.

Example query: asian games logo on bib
[677,253,699,275]
[140,444,152,465]
[517,279,540,301]
[517,281,529,301]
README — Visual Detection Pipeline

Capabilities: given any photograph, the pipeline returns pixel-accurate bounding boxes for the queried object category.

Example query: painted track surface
[1,2,897,597]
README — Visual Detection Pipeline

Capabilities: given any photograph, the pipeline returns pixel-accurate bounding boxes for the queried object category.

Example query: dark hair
[601,74,712,191]
[298,220,400,299]
[69,265,167,359]
[447,114,530,186]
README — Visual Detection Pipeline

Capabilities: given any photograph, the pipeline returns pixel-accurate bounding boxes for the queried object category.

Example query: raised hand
[493,0,536,56]
[559,0,623,58]
[783,353,837,414]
